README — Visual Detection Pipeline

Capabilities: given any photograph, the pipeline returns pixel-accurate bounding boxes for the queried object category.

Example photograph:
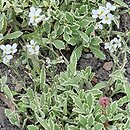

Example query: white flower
[105,42,117,53]
[29,7,43,26]
[46,57,51,64]
[57,56,64,63]
[27,40,39,55]
[101,13,114,24]
[0,34,4,40]
[3,54,13,64]
[106,2,116,11]
[105,36,122,53]
[117,35,121,42]
[92,9,99,18]
[0,44,11,54]
[0,43,18,64]
[10,43,17,54]
[104,42,111,50]
[113,35,122,48]
[95,22,103,29]
[45,57,51,68]
[110,44,118,53]
[97,6,109,19]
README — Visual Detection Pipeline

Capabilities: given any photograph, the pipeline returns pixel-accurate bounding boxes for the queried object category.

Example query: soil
[0,0,130,130]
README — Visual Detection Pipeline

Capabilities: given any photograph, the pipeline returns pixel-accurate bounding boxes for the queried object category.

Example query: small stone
[127,68,130,74]
[103,61,113,71]
[82,53,93,59]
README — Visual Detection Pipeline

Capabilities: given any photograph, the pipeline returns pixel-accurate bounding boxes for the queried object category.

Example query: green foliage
[0,0,130,130]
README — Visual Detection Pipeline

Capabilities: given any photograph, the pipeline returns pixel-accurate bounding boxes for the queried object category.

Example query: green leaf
[63,98,67,115]
[65,12,74,23]
[69,37,77,46]
[86,93,94,112]
[40,64,46,91]
[68,125,79,130]
[78,30,89,43]
[87,89,102,96]
[79,19,90,27]
[90,46,106,60]
[4,31,23,40]
[72,108,86,114]
[95,122,104,130]
[72,96,82,108]
[0,13,7,33]
[67,52,77,76]
[99,115,107,123]
[0,75,7,85]
[117,96,129,106]
[63,31,70,42]
[110,101,118,114]
[74,45,83,60]
[86,24,94,35]
[0,0,4,7]
[87,114,94,126]
[0,14,4,31]
[14,7,23,13]
[27,88,34,100]
[127,31,130,39]
[5,109,20,127]
[27,125,39,130]
[91,37,102,45]
[35,113,49,129]
[44,22,51,34]
[2,85,14,102]
[86,17,96,22]
[111,0,128,8]
[93,82,107,90]
[110,113,124,121]
[79,5,88,14]
[79,115,87,126]
[57,25,64,36]
[114,18,120,28]
[54,124,60,130]
[124,82,130,100]
[53,40,65,50]
[124,118,130,129]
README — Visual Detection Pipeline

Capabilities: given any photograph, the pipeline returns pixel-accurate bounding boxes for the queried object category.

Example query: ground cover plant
[0,0,130,129]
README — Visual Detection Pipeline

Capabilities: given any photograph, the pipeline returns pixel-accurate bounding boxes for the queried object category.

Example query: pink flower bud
[99,96,110,108]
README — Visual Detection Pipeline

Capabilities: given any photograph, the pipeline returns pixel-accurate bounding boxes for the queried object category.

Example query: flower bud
[99,96,110,108]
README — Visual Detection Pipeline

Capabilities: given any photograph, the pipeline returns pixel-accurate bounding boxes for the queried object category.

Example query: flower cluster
[0,43,17,64]
[27,40,39,55]
[92,2,116,29]
[104,35,122,53]
[99,96,110,108]
[29,7,49,26]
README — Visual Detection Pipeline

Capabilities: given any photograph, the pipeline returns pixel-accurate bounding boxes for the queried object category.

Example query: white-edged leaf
[67,52,77,76]
[35,113,49,129]
[4,31,23,39]
[2,85,14,102]
[90,46,106,60]
[53,40,65,50]
[93,82,107,90]
[78,30,89,43]
[111,0,128,8]
[65,12,74,23]
[27,125,38,130]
